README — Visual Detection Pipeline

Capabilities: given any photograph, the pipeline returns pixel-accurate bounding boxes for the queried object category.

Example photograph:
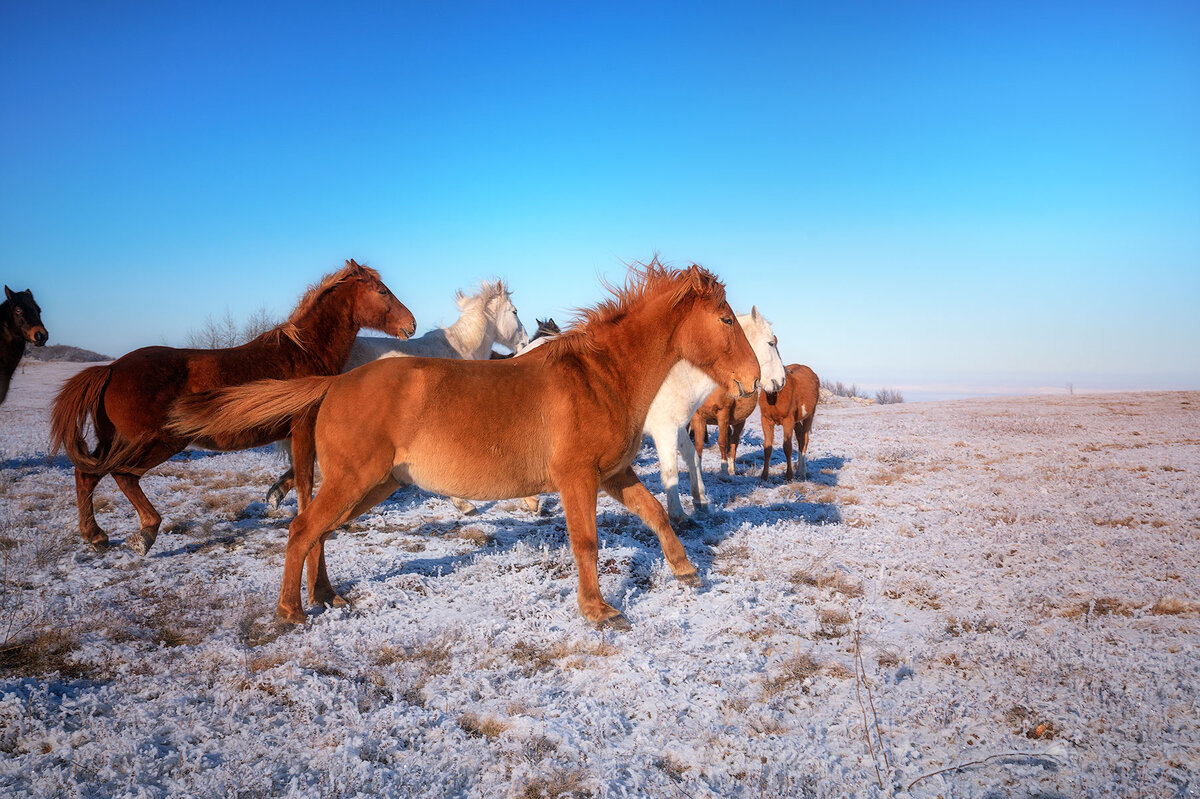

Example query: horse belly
[395,451,548,501]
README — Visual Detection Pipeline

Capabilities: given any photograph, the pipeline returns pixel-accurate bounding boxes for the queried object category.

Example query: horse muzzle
[30,328,48,346]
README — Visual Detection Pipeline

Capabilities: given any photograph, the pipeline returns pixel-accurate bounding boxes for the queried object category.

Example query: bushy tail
[50,364,119,472]
[169,375,337,443]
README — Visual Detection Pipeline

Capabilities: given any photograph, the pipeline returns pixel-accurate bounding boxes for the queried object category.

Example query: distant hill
[22,343,111,362]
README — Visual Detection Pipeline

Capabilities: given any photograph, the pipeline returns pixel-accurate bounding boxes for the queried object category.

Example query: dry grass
[1150,596,1200,616]
[0,627,86,677]
[520,767,593,798]
[458,712,510,739]
[762,651,824,697]
[790,567,864,597]
[1061,597,1137,619]
[503,639,618,675]
[816,607,851,638]
[454,527,494,547]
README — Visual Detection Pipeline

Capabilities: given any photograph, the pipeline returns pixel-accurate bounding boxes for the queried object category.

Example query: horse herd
[3,259,819,630]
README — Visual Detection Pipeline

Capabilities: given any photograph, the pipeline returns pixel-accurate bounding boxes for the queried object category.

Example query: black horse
[1,286,49,405]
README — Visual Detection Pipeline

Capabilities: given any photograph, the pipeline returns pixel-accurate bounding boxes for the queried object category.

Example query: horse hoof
[277,607,308,625]
[265,486,284,510]
[85,538,111,553]
[674,516,700,532]
[675,572,703,588]
[694,503,711,516]
[312,593,349,610]
[595,613,631,632]
[125,529,157,556]
[451,497,478,515]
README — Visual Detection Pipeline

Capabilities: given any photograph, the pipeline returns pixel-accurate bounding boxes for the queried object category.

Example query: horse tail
[50,364,120,472]
[169,374,337,442]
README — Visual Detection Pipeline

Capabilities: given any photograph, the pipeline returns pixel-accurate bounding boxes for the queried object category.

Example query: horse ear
[4,286,14,301]
[751,305,760,321]
[687,264,704,291]
[346,259,361,271]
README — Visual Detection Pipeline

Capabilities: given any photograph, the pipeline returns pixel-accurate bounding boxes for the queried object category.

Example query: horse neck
[0,306,21,367]
[444,300,496,360]
[287,284,363,372]
[584,296,690,423]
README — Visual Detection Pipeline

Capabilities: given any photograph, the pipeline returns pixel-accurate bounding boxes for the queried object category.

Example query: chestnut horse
[689,313,788,480]
[1,286,49,406]
[50,260,415,555]
[760,364,820,482]
[171,261,760,629]
[264,279,530,512]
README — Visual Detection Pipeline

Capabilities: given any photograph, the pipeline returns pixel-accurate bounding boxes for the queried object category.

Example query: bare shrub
[875,387,905,405]
[821,379,869,399]
[185,306,279,349]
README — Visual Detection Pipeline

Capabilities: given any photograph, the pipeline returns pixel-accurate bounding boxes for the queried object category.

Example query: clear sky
[3,1,1198,399]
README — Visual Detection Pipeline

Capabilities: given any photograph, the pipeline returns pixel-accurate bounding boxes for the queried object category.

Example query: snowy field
[1,361,1197,798]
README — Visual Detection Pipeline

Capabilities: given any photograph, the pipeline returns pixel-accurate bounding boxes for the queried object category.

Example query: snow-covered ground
[1,361,1197,798]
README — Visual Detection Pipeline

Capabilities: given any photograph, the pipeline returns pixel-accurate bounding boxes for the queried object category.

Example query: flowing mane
[541,257,726,358]
[253,260,382,349]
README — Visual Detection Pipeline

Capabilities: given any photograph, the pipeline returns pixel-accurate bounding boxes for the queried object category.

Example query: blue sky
[3,1,1197,398]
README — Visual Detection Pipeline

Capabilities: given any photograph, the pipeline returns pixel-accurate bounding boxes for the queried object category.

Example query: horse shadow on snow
[325,439,848,615]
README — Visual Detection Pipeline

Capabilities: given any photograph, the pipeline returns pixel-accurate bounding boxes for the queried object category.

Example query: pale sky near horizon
[3,2,1197,399]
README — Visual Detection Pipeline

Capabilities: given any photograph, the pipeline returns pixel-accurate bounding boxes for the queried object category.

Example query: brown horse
[1,286,49,406]
[691,383,758,480]
[759,364,820,481]
[50,260,415,555]
[171,261,760,629]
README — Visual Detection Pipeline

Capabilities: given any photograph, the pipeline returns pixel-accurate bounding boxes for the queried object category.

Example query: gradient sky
[3,1,1198,399]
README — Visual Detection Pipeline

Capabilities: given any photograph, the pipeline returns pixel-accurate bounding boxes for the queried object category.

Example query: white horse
[265,279,529,509]
[514,308,786,523]
[644,308,787,522]
[347,279,529,366]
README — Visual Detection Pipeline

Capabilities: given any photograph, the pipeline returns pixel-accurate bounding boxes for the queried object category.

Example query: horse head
[486,280,529,352]
[4,286,48,346]
[672,265,759,399]
[345,260,416,339]
[739,306,787,394]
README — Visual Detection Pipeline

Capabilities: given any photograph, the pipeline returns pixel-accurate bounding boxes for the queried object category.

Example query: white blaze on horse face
[738,309,787,394]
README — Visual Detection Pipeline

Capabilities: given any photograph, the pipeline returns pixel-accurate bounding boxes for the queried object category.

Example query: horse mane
[252,259,381,349]
[454,279,510,313]
[541,257,725,358]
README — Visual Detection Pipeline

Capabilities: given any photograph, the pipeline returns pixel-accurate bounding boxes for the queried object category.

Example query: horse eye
[720,316,733,326]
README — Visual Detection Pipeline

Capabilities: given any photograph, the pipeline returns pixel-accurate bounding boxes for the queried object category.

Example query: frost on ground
[1,361,1197,798]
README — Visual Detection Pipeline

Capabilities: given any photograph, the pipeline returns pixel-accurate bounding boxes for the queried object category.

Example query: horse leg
[797,414,813,481]
[556,472,626,629]
[306,476,401,609]
[781,418,796,482]
[602,466,700,588]
[760,419,775,482]
[112,473,162,555]
[716,407,734,480]
[266,438,296,509]
[676,425,709,516]
[689,413,707,479]
[649,423,687,524]
[74,469,110,550]
[729,419,746,477]
[521,496,540,514]
[280,452,394,623]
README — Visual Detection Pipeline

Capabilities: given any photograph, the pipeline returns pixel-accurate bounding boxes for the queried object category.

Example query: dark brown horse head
[534,317,561,339]
[4,286,48,346]
[343,260,417,339]
[672,264,759,398]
